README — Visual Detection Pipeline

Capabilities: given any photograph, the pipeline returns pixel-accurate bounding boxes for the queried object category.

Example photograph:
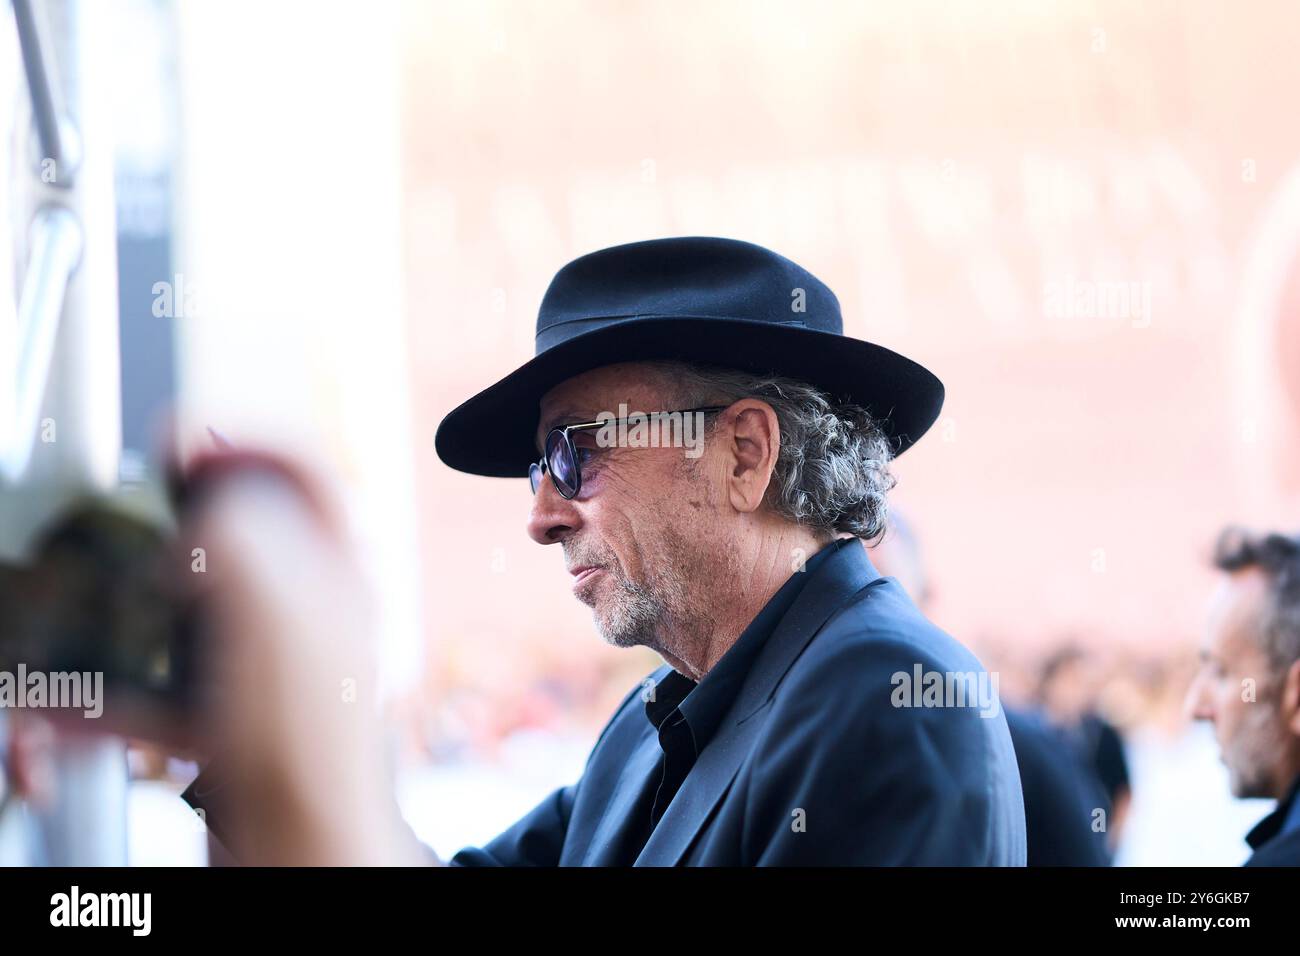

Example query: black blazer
[1244,828,1300,866]
[1004,707,1111,866]
[1243,777,1300,866]
[453,542,1028,866]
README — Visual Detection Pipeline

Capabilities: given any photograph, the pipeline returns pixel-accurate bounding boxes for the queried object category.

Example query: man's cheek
[1221,702,1248,745]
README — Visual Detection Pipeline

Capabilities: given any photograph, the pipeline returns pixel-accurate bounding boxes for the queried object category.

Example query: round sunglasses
[530,406,727,499]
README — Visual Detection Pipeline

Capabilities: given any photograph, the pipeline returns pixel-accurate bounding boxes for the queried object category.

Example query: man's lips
[569,565,604,589]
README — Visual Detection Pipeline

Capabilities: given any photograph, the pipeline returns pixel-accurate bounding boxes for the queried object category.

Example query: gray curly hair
[644,360,897,542]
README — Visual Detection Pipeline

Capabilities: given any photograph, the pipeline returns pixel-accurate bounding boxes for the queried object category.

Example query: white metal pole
[3,0,127,866]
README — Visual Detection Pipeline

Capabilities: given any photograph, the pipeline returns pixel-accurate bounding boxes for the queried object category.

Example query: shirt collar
[1246,772,1300,849]
[643,538,853,749]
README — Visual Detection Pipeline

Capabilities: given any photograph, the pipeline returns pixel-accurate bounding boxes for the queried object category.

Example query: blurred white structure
[1,0,127,866]
[172,0,424,695]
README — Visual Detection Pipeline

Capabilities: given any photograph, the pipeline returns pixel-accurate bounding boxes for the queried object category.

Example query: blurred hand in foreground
[180,453,430,865]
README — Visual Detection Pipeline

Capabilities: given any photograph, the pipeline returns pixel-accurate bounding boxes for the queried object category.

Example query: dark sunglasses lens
[546,430,578,497]
[529,461,544,495]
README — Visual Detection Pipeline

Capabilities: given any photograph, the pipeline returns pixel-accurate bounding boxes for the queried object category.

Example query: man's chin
[1225,765,1270,800]
[595,627,645,650]
[591,604,652,650]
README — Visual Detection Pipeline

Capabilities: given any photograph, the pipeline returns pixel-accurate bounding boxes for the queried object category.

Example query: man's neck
[657,525,832,682]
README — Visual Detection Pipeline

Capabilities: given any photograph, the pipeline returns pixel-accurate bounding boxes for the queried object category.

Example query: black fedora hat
[435,237,944,477]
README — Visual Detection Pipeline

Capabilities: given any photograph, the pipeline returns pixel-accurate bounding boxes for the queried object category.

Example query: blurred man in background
[1036,644,1132,854]
[1187,527,1300,866]
[868,514,1112,865]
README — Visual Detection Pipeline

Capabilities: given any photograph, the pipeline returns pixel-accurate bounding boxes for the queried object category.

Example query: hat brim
[435,316,944,478]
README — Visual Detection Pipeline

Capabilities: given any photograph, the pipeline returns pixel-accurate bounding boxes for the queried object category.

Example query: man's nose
[526,475,581,545]
[1184,672,1214,723]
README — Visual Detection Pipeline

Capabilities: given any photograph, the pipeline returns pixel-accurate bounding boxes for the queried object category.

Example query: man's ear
[721,400,780,515]
[1284,658,1300,736]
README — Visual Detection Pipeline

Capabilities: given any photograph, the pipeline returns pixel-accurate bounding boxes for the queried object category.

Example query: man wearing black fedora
[431,236,1027,865]
[178,236,1025,866]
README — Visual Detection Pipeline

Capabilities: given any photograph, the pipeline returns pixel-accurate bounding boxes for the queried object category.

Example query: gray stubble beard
[592,521,724,670]
[1226,688,1290,799]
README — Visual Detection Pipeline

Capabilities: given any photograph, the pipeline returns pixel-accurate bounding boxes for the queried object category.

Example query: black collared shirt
[609,539,843,864]
[1246,773,1300,852]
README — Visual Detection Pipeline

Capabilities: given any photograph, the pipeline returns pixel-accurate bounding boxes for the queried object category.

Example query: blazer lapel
[580,737,662,866]
[634,539,880,866]
[579,666,673,866]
